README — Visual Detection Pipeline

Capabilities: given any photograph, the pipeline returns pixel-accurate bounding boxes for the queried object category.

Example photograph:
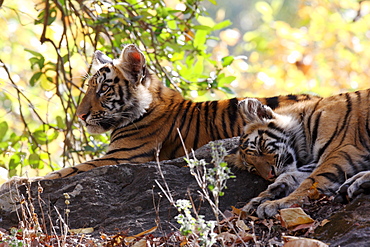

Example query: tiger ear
[91,51,113,73]
[239,98,275,123]
[115,44,147,86]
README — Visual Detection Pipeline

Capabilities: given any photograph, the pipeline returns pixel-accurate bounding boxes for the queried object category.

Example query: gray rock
[0,138,269,235]
[0,137,369,247]
[314,193,370,247]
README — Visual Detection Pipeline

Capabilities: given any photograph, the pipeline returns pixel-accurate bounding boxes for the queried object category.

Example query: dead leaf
[308,182,320,200]
[246,215,259,221]
[217,232,238,244]
[133,226,157,237]
[223,209,234,218]
[125,226,157,243]
[235,219,250,231]
[69,227,94,234]
[280,207,314,230]
[283,236,329,247]
[235,231,254,243]
[231,206,246,218]
[320,219,330,227]
[131,239,147,247]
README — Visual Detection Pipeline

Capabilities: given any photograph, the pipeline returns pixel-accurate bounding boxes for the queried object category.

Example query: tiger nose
[78,113,88,121]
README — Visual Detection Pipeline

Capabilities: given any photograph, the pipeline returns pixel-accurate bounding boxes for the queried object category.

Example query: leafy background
[1,0,370,181]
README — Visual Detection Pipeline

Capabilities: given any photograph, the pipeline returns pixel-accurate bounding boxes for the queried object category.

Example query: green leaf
[25,48,42,57]
[220,162,228,167]
[197,16,215,28]
[193,29,207,49]
[33,130,48,144]
[218,76,236,87]
[9,153,21,170]
[213,20,232,31]
[193,25,212,31]
[221,56,234,67]
[219,86,235,95]
[208,184,215,191]
[29,72,42,86]
[56,116,65,129]
[0,121,8,142]
[28,153,40,169]
[167,20,177,30]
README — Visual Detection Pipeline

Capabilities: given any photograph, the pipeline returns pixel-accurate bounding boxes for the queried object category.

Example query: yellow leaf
[236,219,250,231]
[231,206,247,219]
[283,236,329,247]
[125,226,157,243]
[279,207,314,229]
[69,227,94,234]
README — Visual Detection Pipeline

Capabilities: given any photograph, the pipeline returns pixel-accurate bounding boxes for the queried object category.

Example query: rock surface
[0,137,369,246]
[0,138,269,235]
[314,193,370,247]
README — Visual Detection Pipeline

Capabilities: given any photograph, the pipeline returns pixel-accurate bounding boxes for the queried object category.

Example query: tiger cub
[41,44,319,180]
[231,91,370,218]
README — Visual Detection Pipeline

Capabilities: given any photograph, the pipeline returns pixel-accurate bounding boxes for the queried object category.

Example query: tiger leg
[335,171,370,202]
[254,149,367,218]
[242,170,310,214]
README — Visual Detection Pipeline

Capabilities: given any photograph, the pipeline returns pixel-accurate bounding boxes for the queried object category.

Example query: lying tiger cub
[230,93,370,218]
[37,44,320,180]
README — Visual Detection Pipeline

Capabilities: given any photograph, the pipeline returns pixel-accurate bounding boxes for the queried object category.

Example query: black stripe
[317,127,338,161]
[192,102,203,150]
[126,151,155,162]
[265,96,279,109]
[100,67,111,73]
[211,101,221,140]
[228,98,239,136]
[204,101,210,137]
[310,111,322,155]
[267,122,287,133]
[174,102,199,155]
[287,94,298,101]
[221,109,228,139]
[163,100,187,142]
[178,101,194,135]
[316,171,338,183]
[338,150,358,175]
[84,162,98,167]
[306,99,322,146]
[106,143,147,155]
[64,167,79,177]
[337,93,352,134]
[168,101,194,158]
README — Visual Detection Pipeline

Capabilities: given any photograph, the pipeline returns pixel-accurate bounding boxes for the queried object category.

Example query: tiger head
[236,98,307,181]
[77,45,153,134]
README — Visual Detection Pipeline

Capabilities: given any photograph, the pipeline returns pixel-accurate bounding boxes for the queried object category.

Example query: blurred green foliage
[0,0,370,179]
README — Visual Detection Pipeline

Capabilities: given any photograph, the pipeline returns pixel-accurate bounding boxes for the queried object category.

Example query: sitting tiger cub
[231,92,370,218]
[41,44,319,180]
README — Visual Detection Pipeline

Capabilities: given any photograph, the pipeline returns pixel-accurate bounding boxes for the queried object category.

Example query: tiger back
[43,44,320,180]
[233,90,370,218]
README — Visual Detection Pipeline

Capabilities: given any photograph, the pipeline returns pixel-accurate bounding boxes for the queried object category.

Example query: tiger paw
[255,197,302,218]
[335,171,370,203]
[242,196,268,215]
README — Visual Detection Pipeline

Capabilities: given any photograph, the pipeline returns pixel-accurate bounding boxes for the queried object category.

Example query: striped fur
[233,91,370,218]
[44,45,319,179]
